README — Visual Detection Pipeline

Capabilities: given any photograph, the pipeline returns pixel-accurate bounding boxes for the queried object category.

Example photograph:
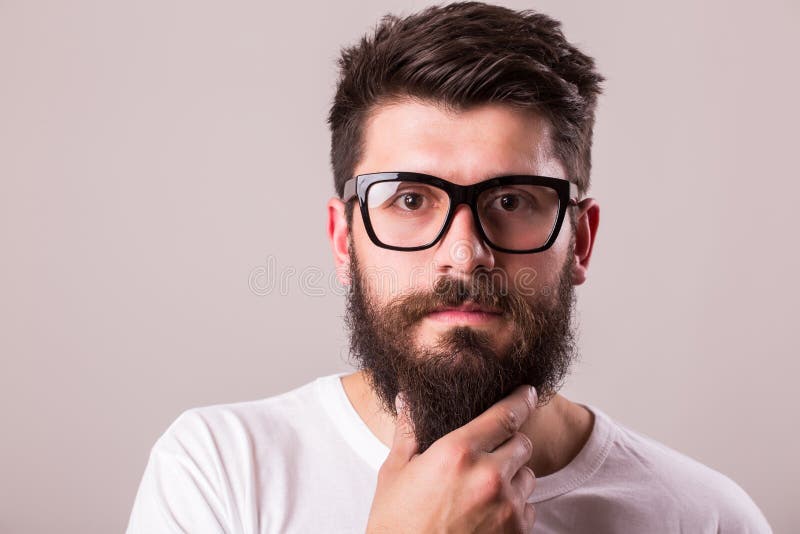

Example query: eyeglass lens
[365,180,560,250]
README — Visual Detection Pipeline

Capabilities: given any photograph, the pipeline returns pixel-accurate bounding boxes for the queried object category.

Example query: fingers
[509,464,537,503]
[522,502,536,532]
[490,431,534,482]
[383,394,419,471]
[454,384,538,454]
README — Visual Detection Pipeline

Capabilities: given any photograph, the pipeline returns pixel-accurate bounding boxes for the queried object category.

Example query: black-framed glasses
[342,172,579,254]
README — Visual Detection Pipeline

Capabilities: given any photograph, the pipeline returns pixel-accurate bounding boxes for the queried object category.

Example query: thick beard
[343,241,579,454]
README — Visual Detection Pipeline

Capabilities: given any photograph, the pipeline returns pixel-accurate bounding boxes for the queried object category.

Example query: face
[332,100,585,453]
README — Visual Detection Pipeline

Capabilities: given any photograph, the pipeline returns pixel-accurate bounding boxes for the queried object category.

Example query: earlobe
[327,197,352,286]
[570,198,600,286]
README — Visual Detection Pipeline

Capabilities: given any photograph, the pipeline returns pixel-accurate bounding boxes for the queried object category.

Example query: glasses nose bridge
[448,182,477,207]
[441,182,484,241]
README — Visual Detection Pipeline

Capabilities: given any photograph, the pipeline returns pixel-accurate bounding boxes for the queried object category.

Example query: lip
[431,303,503,314]
[426,304,503,325]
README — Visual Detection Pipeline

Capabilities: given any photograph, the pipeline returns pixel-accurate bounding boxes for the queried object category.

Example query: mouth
[426,303,503,325]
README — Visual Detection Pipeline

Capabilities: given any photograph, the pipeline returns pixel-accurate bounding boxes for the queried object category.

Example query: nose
[432,204,496,276]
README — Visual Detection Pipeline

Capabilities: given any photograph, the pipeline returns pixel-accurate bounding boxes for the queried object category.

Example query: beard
[343,240,579,454]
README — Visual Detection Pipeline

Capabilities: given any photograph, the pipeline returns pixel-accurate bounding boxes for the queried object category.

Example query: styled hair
[328,1,605,223]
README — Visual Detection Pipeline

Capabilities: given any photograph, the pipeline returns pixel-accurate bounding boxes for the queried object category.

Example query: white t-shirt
[126,372,772,533]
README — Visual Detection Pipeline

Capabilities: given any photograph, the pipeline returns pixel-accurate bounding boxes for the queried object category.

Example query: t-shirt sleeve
[126,410,234,534]
[715,473,773,534]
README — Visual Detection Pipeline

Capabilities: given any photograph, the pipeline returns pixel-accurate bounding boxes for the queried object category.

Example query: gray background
[1,0,797,532]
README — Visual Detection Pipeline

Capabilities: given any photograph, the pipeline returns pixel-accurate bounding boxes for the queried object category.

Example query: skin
[326,99,601,529]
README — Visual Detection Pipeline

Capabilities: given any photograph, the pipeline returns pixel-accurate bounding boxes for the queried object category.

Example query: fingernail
[529,386,538,406]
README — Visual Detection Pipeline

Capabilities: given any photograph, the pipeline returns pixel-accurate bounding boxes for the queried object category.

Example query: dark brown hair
[328,1,605,223]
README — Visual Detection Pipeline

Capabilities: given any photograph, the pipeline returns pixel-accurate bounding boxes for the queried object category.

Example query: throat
[340,369,594,478]
[523,395,594,477]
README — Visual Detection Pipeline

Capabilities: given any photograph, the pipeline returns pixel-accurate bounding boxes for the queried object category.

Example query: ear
[570,198,600,286]
[327,197,351,286]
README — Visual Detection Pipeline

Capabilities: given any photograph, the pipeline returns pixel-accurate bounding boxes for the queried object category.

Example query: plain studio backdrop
[1,1,797,532]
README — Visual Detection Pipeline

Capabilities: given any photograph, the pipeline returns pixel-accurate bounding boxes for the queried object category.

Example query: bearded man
[127,3,772,533]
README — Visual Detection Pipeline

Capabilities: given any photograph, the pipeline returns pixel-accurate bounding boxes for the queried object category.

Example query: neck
[340,370,594,477]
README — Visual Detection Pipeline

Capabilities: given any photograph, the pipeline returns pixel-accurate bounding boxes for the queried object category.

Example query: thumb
[386,393,419,468]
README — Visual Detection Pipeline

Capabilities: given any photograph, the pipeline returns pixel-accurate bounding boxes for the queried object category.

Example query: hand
[365,384,539,533]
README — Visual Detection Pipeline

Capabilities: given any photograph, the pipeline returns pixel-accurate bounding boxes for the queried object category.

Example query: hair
[327,1,605,226]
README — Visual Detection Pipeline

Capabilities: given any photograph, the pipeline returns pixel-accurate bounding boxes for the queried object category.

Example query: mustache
[380,274,535,332]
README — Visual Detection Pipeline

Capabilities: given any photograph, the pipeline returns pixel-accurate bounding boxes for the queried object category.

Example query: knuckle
[517,432,533,457]
[495,406,521,435]
[474,465,504,500]
[521,465,537,495]
[525,465,537,485]
[439,441,474,471]
[497,501,516,525]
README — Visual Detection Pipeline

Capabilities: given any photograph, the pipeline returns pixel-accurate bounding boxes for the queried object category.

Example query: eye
[488,192,534,212]
[392,192,426,211]
[498,194,519,211]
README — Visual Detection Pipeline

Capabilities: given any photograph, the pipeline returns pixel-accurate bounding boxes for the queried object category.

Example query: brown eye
[404,193,421,209]
[499,194,518,211]
[484,190,537,214]
[395,193,423,210]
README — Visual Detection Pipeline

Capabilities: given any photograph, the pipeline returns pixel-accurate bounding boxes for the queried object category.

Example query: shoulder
[127,375,338,533]
[138,372,352,498]
[154,374,330,460]
[594,407,772,533]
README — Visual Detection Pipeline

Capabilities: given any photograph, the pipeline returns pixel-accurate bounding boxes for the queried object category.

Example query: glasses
[342,172,579,254]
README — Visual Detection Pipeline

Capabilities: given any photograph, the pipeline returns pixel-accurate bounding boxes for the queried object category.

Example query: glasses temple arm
[342,178,356,201]
[568,181,582,206]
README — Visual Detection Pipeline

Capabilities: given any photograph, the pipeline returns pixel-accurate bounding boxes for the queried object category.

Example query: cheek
[553,215,575,252]
[350,209,369,253]
[500,251,563,297]
[357,208,450,290]
[352,220,428,297]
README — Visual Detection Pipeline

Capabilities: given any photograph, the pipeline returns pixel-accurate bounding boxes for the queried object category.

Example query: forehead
[355,99,565,184]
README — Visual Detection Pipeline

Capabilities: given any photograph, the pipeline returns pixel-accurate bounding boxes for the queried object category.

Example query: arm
[126,410,233,534]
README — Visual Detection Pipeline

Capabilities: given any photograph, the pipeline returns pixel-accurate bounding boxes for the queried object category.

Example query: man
[127,3,772,532]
